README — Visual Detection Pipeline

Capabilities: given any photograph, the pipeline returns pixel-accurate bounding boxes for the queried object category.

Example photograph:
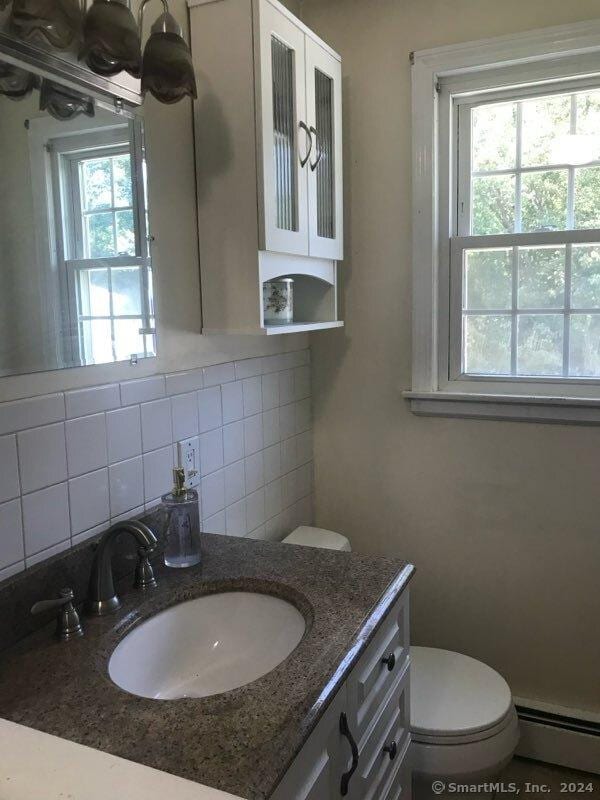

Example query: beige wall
[301,0,600,714]
[0,0,304,404]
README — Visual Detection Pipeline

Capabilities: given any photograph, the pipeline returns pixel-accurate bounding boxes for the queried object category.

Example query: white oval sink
[108,591,306,700]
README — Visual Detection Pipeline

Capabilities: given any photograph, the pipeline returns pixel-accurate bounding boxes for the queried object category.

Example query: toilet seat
[281,525,351,551]
[410,647,519,778]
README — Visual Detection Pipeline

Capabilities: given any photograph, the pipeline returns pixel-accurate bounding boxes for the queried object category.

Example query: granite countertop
[0,533,414,800]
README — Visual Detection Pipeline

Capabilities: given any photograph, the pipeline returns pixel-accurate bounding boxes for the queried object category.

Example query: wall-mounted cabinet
[188,0,344,335]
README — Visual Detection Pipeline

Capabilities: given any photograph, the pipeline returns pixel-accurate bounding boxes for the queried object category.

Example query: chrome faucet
[87,520,158,616]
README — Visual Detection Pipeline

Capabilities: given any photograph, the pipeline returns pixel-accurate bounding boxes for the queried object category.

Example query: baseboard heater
[515,704,600,775]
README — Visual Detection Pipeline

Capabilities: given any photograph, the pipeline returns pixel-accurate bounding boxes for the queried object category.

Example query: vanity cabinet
[271,590,412,800]
[188,0,344,335]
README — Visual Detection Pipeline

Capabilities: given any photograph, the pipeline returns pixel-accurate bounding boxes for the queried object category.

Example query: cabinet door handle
[309,126,322,171]
[383,740,398,761]
[339,712,359,797]
[382,652,396,671]
[299,121,313,168]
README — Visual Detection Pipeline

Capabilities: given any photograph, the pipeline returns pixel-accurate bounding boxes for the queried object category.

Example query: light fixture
[39,79,95,120]
[80,0,142,78]
[9,0,83,50]
[139,0,197,104]
[0,60,39,99]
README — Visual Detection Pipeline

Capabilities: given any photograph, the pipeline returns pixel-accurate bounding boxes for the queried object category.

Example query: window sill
[403,390,600,425]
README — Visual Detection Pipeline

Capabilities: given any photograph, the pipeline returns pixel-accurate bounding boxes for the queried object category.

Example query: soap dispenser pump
[161,468,202,568]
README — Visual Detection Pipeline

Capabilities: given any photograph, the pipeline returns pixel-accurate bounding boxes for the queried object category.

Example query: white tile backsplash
[244,451,264,494]
[22,483,70,556]
[203,362,235,387]
[18,423,67,494]
[0,349,312,579]
[198,387,223,433]
[143,446,174,503]
[171,392,199,442]
[0,499,24,569]
[120,376,166,406]
[65,384,120,419]
[200,428,224,476]
[0,435,20,503]
[226,498,247,536]
[223,420,244,465]
[109,457,144,518]
[106,406,142,464]
[65,413,108,477]
[244,414,264,456]
[0,393,64,436]
[69,469,110,535]
[221,382,244,425]
[224,460,245,506]
[261,372,279,411]
[242,377,262,417]
[141,399,173,453]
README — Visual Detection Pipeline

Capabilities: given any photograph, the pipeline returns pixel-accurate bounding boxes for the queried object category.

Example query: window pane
[82,158,112,210]
[517,314,563,376]
[569,314,600,376]
[112,267,142,315]
[464,248,512,310]
[86,212,115,257]
[574,167,600,229]
[472,174,515,234]
[472,102,516,171]
[521,95,570,167]
[518,246,564,309]
[576,90,600,139]
[521,170,567,232]
[78,268,110,317]
[464,315,511,374]
[81,318,112,364]
[113,318,144,361]
[115,209,135,255]
[571,244,600,309]
[113,154,133,208]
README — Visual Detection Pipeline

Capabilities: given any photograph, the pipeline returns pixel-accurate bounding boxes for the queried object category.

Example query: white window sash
[408,18,600,423]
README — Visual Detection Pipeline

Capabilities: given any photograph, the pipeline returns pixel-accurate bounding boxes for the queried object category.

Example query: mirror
[0,58,156,377]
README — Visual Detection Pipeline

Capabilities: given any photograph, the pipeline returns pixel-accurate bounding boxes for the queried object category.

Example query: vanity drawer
[381,747,412,800]
[352,659,410,800]
[347,588,410,745]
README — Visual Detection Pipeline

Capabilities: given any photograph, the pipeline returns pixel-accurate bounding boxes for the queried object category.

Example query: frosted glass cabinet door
[258,0,309,256]
[306,37,343,260]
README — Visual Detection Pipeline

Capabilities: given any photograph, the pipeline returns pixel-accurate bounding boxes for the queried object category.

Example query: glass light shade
[9,0,83,50]
[39,79,95,120]
[80,0,142,78]
[0,61,39,99]
[141,12,197,104]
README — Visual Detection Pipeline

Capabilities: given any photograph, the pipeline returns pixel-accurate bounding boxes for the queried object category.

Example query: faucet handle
[31,587,84,641]
[135,546,157,591]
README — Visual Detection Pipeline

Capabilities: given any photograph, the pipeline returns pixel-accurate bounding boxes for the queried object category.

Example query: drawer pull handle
[339,712,359,796]
[383,740,398,761]
[382,652,396,671]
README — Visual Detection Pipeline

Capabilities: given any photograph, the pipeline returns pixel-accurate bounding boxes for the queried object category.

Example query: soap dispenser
[161,468,202,568]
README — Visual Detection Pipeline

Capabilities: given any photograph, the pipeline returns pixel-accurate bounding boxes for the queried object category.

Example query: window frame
[49,122,155,366]
[407,19,600,423]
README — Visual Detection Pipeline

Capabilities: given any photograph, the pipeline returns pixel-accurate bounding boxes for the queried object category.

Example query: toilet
[282,526,520,793]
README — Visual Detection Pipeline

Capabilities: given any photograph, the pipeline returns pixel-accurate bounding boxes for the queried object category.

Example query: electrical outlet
[177,437,201,489]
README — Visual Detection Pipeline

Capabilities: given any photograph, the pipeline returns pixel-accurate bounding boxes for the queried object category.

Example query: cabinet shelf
[264,320,344,335]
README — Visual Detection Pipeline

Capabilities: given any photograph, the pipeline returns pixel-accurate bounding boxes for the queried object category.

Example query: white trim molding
[407,19,600,425]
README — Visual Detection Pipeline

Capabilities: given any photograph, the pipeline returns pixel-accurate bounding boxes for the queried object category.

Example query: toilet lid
[410,647,513,738]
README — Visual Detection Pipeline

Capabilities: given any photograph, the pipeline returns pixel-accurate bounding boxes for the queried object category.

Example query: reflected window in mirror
[0,59,156,377]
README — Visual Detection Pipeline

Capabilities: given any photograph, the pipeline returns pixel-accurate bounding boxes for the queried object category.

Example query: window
[408,21,600,423]
[453,85,600,381]
[51,123,155,366]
